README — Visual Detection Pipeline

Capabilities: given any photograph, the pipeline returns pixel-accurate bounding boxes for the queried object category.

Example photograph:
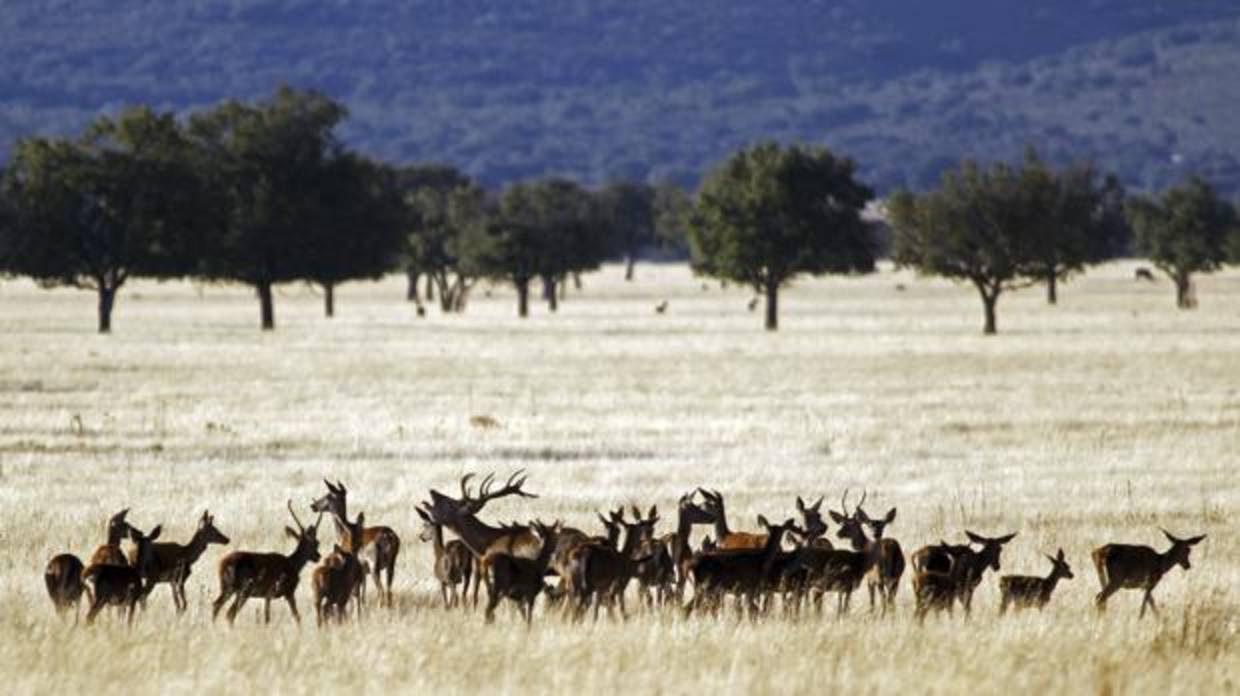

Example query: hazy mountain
[2,1,1239,193]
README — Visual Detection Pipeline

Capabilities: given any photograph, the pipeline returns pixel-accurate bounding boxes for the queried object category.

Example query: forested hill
[3,1,1240,193]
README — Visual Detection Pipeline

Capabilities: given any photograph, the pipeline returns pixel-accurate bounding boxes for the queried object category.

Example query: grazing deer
[484,520,562,624]
[697,489,767,550]
[310,479,401,608]
[129,510,230,614]
[211,501,322,625]
[832,490,905,615]
[313,544,366,626]
[911,530,1017,616]
[655,301,668,314]
[1093,529,1206,618]
[1134,267,1156,282]
[90,508,137,566]
[44,553,87,620]
[999,548,1073,613]
[416,504,475,609]
[683,517,798,619]
[82,524,163,626]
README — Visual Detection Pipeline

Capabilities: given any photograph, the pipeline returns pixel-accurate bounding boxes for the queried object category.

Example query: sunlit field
[1,262,1237,695]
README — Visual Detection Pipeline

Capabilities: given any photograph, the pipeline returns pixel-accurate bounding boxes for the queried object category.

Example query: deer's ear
[998,532,1017,544]
[1187,534,1206,545]
[285,526,300,540]
[829,510,847,523]
[811,496,824,512]
[884,508,897,524]
[1057,548,1066,561]
[965,531,985,545]
[796,496,806,512]
[148,525,162,541]
[648,504,657,520]
[415,507,428,522]
[757,514,770,528]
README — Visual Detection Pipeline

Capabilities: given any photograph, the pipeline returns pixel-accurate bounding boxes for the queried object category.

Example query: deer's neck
[430,523,446,558]
[444,512,507,557]
[672,514,693,560]
[289,544,317,573]
[535,537,558,571]
[107,527,125,546]
[184,530,212,564]
[712,510,731,539]
[1154,547,1179,579]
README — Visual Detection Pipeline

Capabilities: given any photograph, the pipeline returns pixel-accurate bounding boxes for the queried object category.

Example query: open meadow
[0,261,1237,695]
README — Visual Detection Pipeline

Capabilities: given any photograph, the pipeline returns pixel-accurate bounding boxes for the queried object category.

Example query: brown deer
[628,505,675,608]
[831,490,905,615]
[1093,529,1206,618]
[44,553,87,620]
[313,544,366,626]
[211,501,323,625]
[128,510,230,614]
[793,540,873,616]
[683,516,798,619]
[660,492,715,600]
[999,548,1073,613]
[484,520,562,624]
[82,524,163,626]
[697,489,767,550]
[90,508,137,566]
[310,480,401,608]
[564,510,658,621]
[416,504,475,609]
[910,530,1017,615]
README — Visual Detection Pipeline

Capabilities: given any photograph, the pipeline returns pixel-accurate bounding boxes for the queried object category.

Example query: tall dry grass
[0,262,1236,695]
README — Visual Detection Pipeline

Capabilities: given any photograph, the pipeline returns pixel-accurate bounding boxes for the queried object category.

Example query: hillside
[2,1,1239,192]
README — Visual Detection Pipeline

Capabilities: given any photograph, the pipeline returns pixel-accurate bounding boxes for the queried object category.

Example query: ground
[0,262,1236,694]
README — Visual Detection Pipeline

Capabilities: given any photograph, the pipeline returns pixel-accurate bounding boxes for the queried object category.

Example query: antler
[287,499,305,532]
[463,470,538,508]
[856,489,868,513]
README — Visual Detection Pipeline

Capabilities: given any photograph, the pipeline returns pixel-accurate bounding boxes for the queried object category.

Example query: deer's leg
[384,562,396,608]
[1094,583,1119,612]
[484,590,500,624]
[226,591,248,625]
[211,587,232,621]
[441,582,450,608]
[286,595,301,624]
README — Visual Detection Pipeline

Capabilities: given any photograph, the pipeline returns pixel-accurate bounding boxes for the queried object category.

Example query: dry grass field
[0,261,1237,695]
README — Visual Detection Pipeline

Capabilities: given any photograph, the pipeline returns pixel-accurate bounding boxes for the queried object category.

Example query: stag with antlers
[831,489,905,615]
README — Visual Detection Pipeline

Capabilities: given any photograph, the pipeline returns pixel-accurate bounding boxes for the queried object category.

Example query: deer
[1092,529,1206,618]
[416,504,475,609]
[563,509,659,621]
[310,479,401,608]
[697,489,767,550]
[910,530,1017,616]
[1134,267,1156,282]
[82,524,163,626]
[999,548,1073,613]
[655,301,668,314]
[211,501,322,625]
[90,508,137,566]
[128,510,230,614]
[831,490,905,615]
[44,553,87,621]
[483,520,562,624]
[659,492,716,601]
[313,543,366,626]
[627,505,676,608]
[683,516,799,619]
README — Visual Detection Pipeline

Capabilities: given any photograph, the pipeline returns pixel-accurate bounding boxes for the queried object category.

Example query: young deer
[683,516,798,619]
[313,544,366,626]
[90,508,137,566]
[795,496,831,548]
[1093,529,1206,618]
[910,530,1017,614]
[697,489,767,550]
[999,548,1073,613]
[484,520,562,624]
[310,480,401,608]
[211,501,322,625]
[44,553,87,620]
[129,510,230,614]
[629,505,675,608]
[82,524,163,626]
[832,490,905,615]
[564,510,657,621]
[416,504,475,609]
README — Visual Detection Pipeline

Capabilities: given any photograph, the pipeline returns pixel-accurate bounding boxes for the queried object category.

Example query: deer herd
[43,471,1208,628]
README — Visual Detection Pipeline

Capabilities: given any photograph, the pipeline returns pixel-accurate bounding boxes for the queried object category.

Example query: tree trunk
[1046,270,1057,305]
[97,286,116,334]
[426,275,435,302]
[258,281,275,331]
[324,283,335,318]
[1175,273,1195,309]
[764,282,779,331]
[545,277,558,312]
[558,275,566,301]
[572,272,582,290]
[405,270,420,302]
[981,290,999,335]
[625,256,635,281]
[516,278,530,318]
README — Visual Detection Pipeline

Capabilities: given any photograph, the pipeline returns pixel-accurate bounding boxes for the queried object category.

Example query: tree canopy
[689,142,876,330]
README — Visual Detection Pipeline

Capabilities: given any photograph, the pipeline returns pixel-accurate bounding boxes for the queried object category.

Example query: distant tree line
[1,87,1238,335]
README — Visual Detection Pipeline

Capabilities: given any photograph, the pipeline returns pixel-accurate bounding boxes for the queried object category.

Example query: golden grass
[1,261,1237,695]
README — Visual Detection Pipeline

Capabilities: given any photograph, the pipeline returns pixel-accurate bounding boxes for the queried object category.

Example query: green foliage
[403,168,490,312]
[596,181,656,278]
[690,141,875,329]
[1126,177,1237,307]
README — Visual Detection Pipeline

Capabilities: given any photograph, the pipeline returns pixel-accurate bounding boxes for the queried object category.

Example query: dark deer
[313,544,365,626]
[1134,267,1156,282]
[484,520,562,624]
[90,508,137,566]
[44,553,87,620]
[683,517,798,619]
[659,492,715,600]
[1093,529,1206,618]
[999,548,1073,613]
[82,524,162,626]
[129,510,230,614]
[629,505,675,608]
[416,504,475,609]
[697,489,767,550]
[911,530,1017,616]
[211,501,322,625]
[310,480,401,608]
[832,490,905,615]
[564,510,658,621]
